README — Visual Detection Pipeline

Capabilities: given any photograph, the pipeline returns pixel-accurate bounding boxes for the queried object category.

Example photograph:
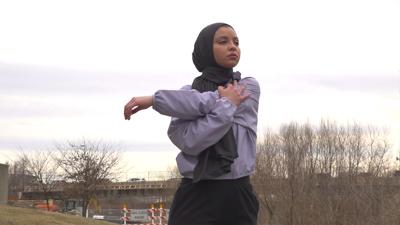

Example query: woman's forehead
[214,26,238,39]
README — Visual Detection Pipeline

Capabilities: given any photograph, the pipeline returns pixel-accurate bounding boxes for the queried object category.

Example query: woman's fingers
[124,96,153,120]
[239,84,246,95]
[131,105,141,115]
[124,97,136,120]
[241,93,250,100]
[218,81,251,106]
[235,83,250,103]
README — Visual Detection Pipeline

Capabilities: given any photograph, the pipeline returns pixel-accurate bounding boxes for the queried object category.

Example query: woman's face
[213,26,241,69]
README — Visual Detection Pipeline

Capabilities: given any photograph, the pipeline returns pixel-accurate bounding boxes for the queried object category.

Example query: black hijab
[191,23,240,182]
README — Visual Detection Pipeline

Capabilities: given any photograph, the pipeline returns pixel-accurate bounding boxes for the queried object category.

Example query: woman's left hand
[124,96,153,120]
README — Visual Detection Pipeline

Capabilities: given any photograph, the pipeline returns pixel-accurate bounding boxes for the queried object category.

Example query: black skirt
[168,176,259,225]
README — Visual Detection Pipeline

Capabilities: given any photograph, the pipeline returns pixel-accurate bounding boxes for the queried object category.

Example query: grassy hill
[0,205,116,225]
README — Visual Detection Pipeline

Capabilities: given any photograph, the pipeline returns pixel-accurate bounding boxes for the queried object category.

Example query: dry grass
[0,205,116,225]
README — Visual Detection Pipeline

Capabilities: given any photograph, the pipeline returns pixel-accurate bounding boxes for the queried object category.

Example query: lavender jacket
[152,77,260,179]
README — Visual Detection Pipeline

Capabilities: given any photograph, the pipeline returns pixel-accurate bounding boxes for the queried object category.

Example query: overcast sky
[0,0,399,177]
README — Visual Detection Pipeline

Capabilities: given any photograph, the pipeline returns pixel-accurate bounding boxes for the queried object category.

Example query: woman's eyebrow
[215,36,238,40]
[215,36,228,40]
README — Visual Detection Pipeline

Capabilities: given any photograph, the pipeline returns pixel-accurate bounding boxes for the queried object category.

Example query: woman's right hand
[124,96,153,120]
[218,80,249,106]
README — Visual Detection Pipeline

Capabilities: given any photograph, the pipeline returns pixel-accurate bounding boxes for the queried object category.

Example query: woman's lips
[227,54,238,59]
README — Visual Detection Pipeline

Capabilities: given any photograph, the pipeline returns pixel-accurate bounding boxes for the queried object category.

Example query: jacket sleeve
[232,77,260,133]
[152,85,220,120]
[167,97,237,156]
[165,77,260,156]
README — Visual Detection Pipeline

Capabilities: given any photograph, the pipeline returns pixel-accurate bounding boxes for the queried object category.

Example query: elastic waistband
[181,176,250,185]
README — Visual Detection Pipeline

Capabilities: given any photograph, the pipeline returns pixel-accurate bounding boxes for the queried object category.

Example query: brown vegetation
[253,120,398,225]
[54,139,122,217]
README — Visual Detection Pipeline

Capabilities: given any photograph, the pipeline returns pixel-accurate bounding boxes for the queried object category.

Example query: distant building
[0,163,9,204]
[7,173,37,200]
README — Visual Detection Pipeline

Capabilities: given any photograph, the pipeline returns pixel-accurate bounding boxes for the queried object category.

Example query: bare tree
[364,126,391,176]
[54,139,121,217]
[21,150,60,211]
[7,155,34,200]
[254,120,394,225]
[254,129,283,225]
[166,165,182,180]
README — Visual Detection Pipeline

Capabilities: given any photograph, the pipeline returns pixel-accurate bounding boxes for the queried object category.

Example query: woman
[124,22,260,225]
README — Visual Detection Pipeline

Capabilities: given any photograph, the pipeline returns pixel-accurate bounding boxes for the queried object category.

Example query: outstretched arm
[124,81,248,120]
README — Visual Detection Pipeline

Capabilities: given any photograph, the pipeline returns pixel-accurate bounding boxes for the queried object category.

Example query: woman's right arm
[167,97,237,156]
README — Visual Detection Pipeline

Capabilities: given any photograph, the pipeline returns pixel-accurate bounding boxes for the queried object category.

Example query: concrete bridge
[21,179,180,202]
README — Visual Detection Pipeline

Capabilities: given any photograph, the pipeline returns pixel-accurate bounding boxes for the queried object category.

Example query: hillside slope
[0,205,116,225]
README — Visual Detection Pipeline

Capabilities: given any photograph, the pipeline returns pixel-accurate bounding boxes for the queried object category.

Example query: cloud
[0,62,194,97]
[301,73,400,94]
[0,94,83,118]
[257,72,400,98]
[0,135,177,151]
[0,62,197,120]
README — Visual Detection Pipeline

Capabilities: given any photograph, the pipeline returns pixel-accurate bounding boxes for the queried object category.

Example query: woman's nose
[228,42,237,51]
